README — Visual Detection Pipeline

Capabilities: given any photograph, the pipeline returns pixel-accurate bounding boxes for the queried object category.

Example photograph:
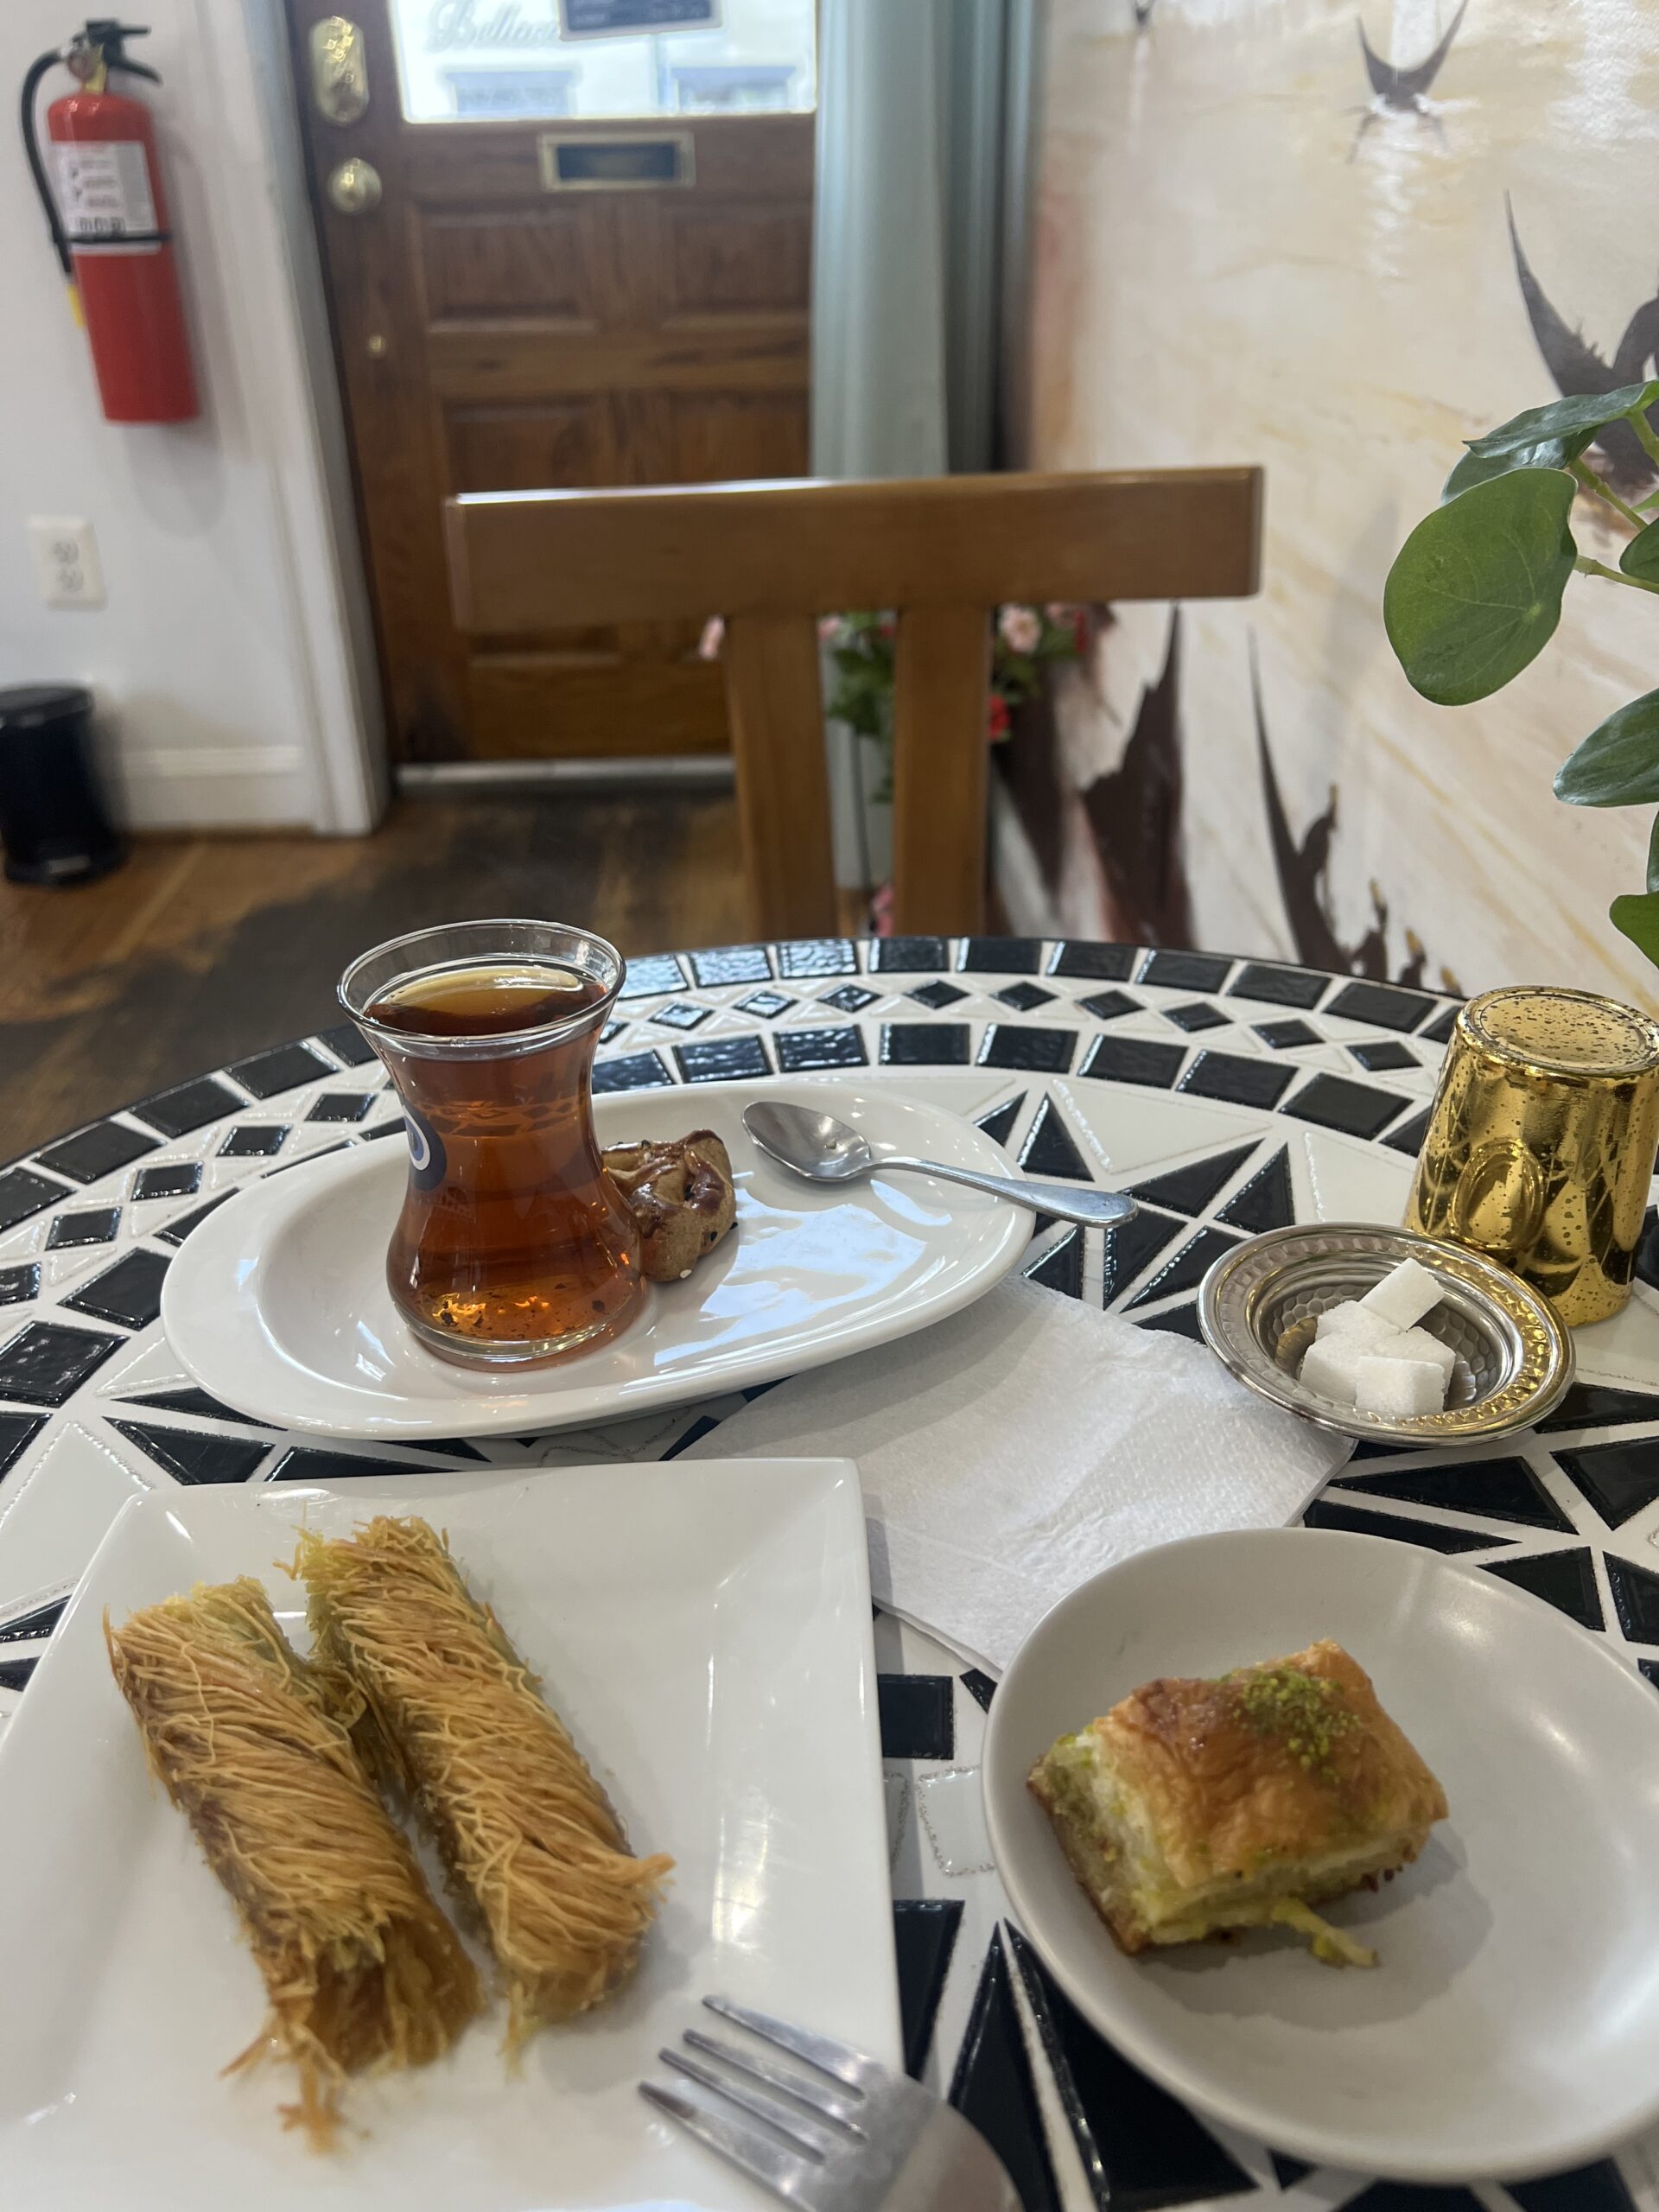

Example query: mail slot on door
[537,130,695,190]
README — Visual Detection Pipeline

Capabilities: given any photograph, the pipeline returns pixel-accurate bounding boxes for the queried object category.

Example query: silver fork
[641,1994,1020,2210]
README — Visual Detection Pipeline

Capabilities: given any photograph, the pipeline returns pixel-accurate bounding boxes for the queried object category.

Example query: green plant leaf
[1384,468,1578,705]
[1647,811,1659,893]
[1611,892,1659,968]
[1465,381,1659,460]
[1621,518,1659,582]
[1441,431,1593,502]
[1554,690,1659,806]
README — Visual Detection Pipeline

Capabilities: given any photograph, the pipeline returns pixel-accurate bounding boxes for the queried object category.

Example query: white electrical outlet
[28,517,105,609]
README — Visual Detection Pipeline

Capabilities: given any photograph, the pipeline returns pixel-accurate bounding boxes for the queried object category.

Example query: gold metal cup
[1407,986,1659,1327]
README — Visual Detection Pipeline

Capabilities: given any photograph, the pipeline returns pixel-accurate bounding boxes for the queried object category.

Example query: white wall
[0,0,384,833]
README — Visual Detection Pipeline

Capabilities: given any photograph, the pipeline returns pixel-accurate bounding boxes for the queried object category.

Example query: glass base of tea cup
[402,1305,632,1370]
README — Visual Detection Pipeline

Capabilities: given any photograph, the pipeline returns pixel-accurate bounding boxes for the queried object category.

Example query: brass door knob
[327,157,382,215]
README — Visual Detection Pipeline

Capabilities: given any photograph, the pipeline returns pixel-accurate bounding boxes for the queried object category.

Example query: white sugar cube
[1358,1256,1443,1332]
[1353,1354,1446,1418]
[1315,1300,1402,1350]
[1299,1334,1370,1408]
[1390,1325,1457,1383]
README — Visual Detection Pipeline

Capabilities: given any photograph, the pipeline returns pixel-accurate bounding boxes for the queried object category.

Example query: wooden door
[283,2,813,764]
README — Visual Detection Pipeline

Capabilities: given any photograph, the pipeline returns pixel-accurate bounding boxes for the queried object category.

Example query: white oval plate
[162,1079,1028,1439]
[982,1527,1659,2182]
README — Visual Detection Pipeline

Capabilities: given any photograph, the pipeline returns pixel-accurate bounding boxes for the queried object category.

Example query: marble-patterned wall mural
[1007,0,1659,1002]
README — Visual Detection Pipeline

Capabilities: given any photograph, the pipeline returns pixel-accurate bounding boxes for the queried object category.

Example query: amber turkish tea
[340,924,642,1367]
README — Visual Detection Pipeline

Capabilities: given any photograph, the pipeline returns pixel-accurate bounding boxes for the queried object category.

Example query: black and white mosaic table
[3,933,1659,2212]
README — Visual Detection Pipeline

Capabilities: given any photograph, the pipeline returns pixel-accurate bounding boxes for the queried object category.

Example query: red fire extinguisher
[21,20,198,423]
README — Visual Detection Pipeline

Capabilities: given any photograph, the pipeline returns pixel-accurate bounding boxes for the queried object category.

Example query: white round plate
[161,1078,1028,1439]
[982,1527,1659,2182]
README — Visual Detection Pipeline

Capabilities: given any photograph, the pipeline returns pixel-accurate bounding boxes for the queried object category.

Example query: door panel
[283,2,813,764]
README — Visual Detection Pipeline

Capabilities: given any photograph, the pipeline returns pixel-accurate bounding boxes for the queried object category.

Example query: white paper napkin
[685,1275,1352,1674]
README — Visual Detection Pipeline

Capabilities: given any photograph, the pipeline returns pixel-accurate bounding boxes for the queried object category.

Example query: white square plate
[0,1461,897,2209]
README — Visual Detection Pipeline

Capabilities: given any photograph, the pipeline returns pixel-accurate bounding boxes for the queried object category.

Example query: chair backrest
[443,468,1262,938]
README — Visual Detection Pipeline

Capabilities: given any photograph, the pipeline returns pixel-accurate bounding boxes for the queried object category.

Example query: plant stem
[1570,459,1648,531]
[1630,407,1659,474]
[1574,554,1659,597]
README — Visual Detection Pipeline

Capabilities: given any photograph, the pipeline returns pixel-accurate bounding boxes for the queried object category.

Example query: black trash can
[0,685,124,887]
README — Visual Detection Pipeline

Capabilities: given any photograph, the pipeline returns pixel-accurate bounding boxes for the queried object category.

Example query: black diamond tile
[46,1208,119,1250]
[111,1420,270,1486]
[1270,2152,1313,2190]
[0,1596,67,1645]
[130,1077,245,1139]
[1026,1228,1084,1298]
[308,1090,377,1123]
[0,1166,69,1232]
[0,1264,40,1306]
[1281,1074,1405,1139]
[877,1674,954,1759]
[1642,1209,1659,1294]
[1019,1099,1090,1180]
[1537,1382,1659,1433]
[1334,1456,1576,1532]
[1218,1147,1294,1233]
[909,980,967,1009]
[226,1042,334,1098]
[1179,1052,1293,1109]
[1554,1438,1659,1527]
[995,981,1056,1012]
[734,989,792,1019]
[949,1930,1061,2212]
[1255,1018,1319,1049]
[1102,1208,1183,1304]
[1385,1106,1434,1158]
[267,1446,435,1482]
[1078,1034,1184,1089]
[1229,962,1329,1008]
[1510,2164,1637,2212]
[62,1249,171,1330]
[132,1162,201,1201]
[690,945,772,988]
[1326,980,1439,1031]
[129,1386,273,1426]
[894,1899,963,2080]
[0,1322,120,1405]
[318,1020,375,1067]
[1304,1498,1511,1554]
[0,1410,47,1477]
[1128,1224,1241,1306]
[881,1022,969,1067]
[978,1025,1075,1073]
[1342,2185,1484,2212]
[619,952,689,998]
[599,1021,623,1045]
[676,1036,771,1084]
[1643,1659,1659,1690]
[777,1026,868,1073]
[1137,949,1230,991]
[1008,1924,1252,2212]
[0,1656,38,1694]
[650,1001,712,1032]
[777,938,858,978]
[363,1119,405,1141]
[960,1669,997,1711]
[593,1050,675,1093]
[1605,1553,1659,1641]
[1136,1302,1205,1342]
[156,1193,235,1244]
[1048,941,1135,981]
[872,936,950,973]
[1077,988,1138,1023]
[1164,1000,1228,1033]
[959,937,1043,974]
[35,1120,156,1184]
[1421,1002,1462,1045]
[975,1095,1025,1147]
[1485,1547,1604,1629]
[1128,1142,1255,1217]
[1349,1038,1418,1072]
[412,1437,489,1461]
[220,1124,289,1157]
[821,982,875,1013]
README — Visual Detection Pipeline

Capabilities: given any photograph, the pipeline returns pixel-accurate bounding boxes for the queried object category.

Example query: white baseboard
[122,744,304,781]
[109,743,313,831]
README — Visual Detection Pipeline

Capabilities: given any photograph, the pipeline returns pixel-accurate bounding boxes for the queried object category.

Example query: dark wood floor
[0,792,753,1160]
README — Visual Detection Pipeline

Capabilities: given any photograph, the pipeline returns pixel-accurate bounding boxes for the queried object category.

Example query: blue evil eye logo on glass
[405,1106,447,1192]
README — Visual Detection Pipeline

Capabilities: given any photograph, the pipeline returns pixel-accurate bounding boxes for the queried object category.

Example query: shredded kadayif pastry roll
[299,1516,672,2048]
[105,1579,481,2146]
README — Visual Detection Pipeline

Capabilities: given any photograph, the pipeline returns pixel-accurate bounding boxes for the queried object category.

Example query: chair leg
[722,615,839,941]
[892,606,990,936]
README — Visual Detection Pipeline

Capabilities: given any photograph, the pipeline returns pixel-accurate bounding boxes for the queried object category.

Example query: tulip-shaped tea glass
[339,919,644,1366]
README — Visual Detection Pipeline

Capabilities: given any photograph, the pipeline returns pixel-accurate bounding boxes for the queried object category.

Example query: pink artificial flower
[998,605,1042,655]
[697,616,725,660]
[986,693,1011,742]
[818,614,842,642]
[1043,601,1071,623]
[877,613,897,639]
[870,880,896,937]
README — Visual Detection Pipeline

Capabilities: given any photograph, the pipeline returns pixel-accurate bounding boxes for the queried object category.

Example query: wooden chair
[442,469,1262,938]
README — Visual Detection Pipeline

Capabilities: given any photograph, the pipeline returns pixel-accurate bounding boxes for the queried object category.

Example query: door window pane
[392,1,817,124]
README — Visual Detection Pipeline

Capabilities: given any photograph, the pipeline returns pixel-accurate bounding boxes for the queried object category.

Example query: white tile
[1056,1077,1268,1179]
[0,1420,155,1611]
[915,1765,996,1877]
[1293,1126,1415,1225]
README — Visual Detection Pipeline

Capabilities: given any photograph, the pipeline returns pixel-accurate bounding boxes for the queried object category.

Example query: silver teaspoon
[742,1100,1136,1229]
